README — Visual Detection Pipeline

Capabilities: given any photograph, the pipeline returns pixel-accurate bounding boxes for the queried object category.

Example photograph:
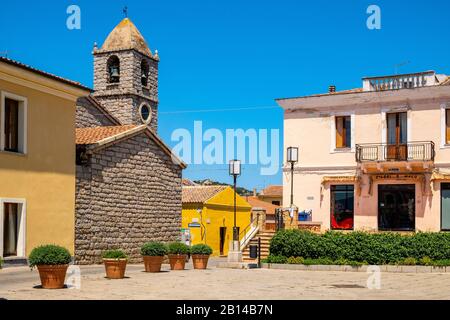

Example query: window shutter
[336,116,344,148]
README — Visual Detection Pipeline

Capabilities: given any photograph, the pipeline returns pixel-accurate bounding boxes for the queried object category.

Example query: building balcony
[356,141,435,163]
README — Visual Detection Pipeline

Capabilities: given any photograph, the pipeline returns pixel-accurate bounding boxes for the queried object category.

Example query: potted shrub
[191,244,213,269]
[141,242,167,272]
[28,245,72,289]
[102,249,128,279]
[167,242,190,270]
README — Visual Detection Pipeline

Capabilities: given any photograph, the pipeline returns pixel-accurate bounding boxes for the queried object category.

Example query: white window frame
[0,198,27,258]
[330,112,355,153]
[381,107,411,145]
[0,91,28,154]
[440,103,450,149]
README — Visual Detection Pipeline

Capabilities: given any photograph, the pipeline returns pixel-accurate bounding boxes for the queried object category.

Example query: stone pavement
[1,258,450,300]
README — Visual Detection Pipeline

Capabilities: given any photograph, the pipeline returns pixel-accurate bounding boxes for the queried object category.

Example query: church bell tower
[92,18,159,131]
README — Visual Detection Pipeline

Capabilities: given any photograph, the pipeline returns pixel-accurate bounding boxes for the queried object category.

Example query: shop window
[331,185,354,230]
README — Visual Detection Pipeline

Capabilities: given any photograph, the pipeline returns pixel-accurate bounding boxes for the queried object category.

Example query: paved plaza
[1,258,450,300]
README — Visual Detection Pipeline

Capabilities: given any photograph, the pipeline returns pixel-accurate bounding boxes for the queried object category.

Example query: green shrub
[419,256,433,266]
[269,230,450,265]
[168,242,190,255]
[28,245,72,268]
[0,257,3,269]
[266,255,287,264]
[102,249,127,259]
[141,242,167,257]
[401,257,417,265]
[191,244,213,255]
[287,256,304,264]
[432,259,450,267]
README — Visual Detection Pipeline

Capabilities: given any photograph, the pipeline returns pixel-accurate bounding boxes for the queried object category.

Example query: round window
[140,104,151,123]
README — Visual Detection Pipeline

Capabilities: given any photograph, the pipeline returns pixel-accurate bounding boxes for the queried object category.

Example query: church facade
[75,18,186,264]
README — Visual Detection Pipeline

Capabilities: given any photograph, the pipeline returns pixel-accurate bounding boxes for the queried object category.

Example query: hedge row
[269,230,450,265]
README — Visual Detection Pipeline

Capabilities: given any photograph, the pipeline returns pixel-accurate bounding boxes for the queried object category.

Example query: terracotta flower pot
[192,255,210,270]
[168,254,187,270]
[103,259,127,279]
[37,265,69,289]
[143,256,164,272]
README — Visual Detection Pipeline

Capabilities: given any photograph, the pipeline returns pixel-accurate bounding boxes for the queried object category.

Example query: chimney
[329,85,336,93]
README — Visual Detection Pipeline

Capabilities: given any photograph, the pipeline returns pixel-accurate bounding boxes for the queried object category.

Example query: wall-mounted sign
[372,174,421,181]
[188,222,201,228]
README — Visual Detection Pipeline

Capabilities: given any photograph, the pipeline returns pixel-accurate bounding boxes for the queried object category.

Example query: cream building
[277,71,450,232]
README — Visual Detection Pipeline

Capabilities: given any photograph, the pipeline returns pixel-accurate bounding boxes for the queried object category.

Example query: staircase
[242,230,275,262]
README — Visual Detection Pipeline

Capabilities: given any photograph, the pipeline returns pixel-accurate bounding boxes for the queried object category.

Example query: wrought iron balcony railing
[356,141,435,163]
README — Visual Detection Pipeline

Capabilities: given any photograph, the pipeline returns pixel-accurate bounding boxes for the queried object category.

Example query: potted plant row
[141,241,167,272]
[28,244,72,289]
[102,249,128,279]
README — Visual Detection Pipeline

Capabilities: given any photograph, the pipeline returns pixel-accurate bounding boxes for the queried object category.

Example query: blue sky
[1,0,450,190]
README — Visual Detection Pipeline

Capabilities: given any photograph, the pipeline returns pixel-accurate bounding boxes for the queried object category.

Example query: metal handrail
[356,141,435,163]
[239,214,260,250]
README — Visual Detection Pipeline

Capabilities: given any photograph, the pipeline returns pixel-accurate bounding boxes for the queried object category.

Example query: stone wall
[75,131,182,264]
[94,94,158,130]
[76,97,116,128]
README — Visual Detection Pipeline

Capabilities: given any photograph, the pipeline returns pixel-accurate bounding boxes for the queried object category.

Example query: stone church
[75,18,186,264]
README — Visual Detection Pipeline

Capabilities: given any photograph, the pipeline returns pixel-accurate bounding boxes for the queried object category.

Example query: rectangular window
[378,184,415,231]
[4,98,19,152]
[446,109,450,145]
[1,93,27,154]
[335,116,351,148]
[3,203,19,257]
[387,112,407,145]
[330,185,354,230]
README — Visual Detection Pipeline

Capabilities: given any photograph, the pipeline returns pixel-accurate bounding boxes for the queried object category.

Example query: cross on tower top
[123,6,128,18]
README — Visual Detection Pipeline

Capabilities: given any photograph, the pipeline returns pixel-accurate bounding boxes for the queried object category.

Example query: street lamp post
[229,159,241,242]
[287,147,299,207]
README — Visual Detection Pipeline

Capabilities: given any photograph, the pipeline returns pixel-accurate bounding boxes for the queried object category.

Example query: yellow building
[0,57,91,260]
[182,186,252,256]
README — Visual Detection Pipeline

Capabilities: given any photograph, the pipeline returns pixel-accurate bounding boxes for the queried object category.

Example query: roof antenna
[0,51,8,58]
[123,6,128,18]
[394,61,411,75]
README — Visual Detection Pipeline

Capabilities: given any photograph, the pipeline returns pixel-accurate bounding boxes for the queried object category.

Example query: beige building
[258,185,283,206]
[277,71,450,232]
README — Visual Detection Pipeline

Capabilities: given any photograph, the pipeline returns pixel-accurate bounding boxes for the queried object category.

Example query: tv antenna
[0,50,8,58]
[394,61,411,75]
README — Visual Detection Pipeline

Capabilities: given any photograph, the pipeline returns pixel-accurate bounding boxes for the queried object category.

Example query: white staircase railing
[239,215,260,251]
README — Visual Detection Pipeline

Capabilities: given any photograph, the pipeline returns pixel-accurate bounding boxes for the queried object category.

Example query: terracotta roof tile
[261,185,283,197]
[76,125,138,145]
[182,186,227,203]
[245,196,279,215]
[0,56,91,91]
